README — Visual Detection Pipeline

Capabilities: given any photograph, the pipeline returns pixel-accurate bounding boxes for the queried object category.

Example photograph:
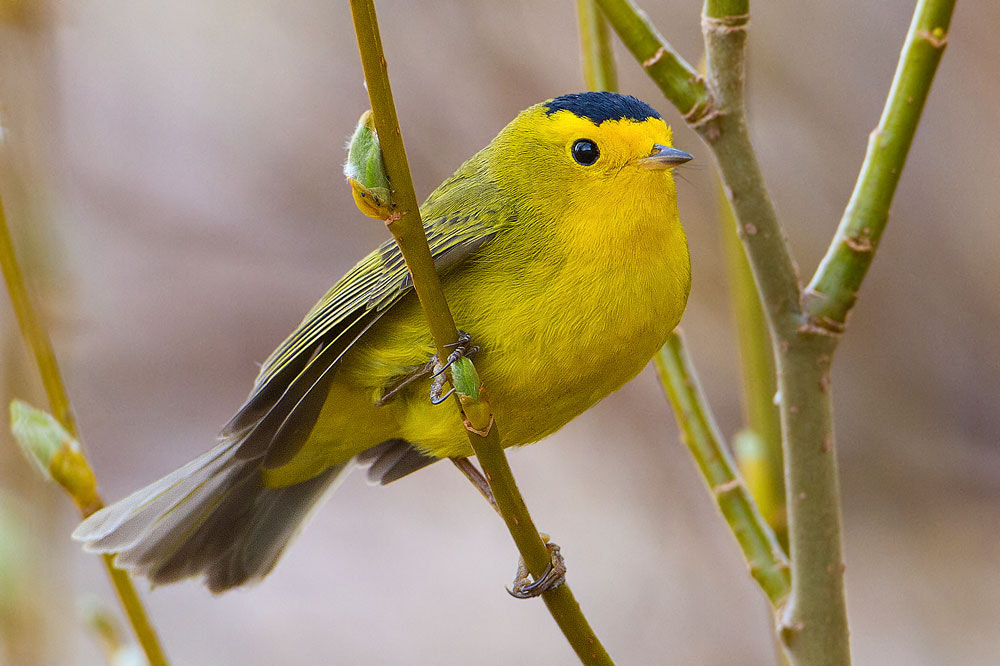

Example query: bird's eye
[571,139,600,166]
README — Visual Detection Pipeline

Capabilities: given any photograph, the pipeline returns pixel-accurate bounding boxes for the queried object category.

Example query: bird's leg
[450,457,567,600]
[376,330,479,407]
[429,330,480,405]
[450,457,499,514]
[375,359,436,406]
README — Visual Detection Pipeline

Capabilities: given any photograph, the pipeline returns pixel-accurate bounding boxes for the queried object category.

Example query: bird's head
[488,92,691,227]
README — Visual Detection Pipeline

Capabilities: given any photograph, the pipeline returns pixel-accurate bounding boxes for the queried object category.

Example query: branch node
[462,414,495,438]
[797,319,844,338]
[713,478,742,497]
[916,27,948,49]
[683,95,720,128]
[701,13,750,34]
[642,46,666,68]
[778,619,806,646]
[843,234,874,253]
[689,105,726,142]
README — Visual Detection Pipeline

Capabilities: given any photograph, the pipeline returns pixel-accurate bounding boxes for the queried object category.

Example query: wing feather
[218,167,500,468]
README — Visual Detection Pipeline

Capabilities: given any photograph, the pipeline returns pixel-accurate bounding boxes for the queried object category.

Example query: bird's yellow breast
[439,174,690,452]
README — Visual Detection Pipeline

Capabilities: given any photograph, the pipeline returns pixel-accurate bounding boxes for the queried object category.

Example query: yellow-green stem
[0,191,168,665]
[716,175,785,547]
[576,0,618,92]
[595,0,711,122]
[805,0,955,331]
[349,2,612,663]
[655,332,790,607]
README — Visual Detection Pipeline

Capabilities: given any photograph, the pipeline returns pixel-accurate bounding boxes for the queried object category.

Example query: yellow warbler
[74,92,692,592]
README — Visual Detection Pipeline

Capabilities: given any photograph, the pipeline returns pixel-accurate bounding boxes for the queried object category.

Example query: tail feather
[74,441,237,550]
[73,441,350,592]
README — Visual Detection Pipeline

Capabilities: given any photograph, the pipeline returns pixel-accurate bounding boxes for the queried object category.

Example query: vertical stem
[349,2,613,662]
[576,0,618,92]
[774,336,848,664]
[348,0,457,364]
[0,191,168,665]
[701,2,850,662]
[717,176,786,546]
[0,200,75,436]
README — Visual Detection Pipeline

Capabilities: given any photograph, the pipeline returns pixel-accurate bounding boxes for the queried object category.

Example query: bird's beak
[638,144,693,170]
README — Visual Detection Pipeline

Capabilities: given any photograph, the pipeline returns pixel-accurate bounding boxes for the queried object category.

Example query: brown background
[0,1,997,664]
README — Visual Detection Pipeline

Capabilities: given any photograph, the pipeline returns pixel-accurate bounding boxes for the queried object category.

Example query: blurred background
[0,0,996,664]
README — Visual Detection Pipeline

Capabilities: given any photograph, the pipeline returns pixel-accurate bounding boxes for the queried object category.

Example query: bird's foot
[507,537,567,599]
[429,330,480,405]
[375,330,479,407]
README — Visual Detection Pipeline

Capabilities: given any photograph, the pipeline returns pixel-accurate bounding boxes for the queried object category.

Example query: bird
[73,91,693,592]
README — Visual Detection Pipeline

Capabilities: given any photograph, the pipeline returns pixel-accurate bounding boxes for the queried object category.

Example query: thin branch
[804,0,956,331]
[716,175,786,546]
[348,2,613,663]
[0,191,168,665]
[698,2,803,333]
[576,0,618,92]
[594,0,711,122]
[655,332,790,607]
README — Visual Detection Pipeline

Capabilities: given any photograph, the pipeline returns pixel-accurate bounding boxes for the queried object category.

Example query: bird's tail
[72,440,350,592]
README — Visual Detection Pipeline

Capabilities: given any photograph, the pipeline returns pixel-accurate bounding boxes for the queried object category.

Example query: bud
[344,110,394,219]
[10,399,70,479]
[10,399,100,514]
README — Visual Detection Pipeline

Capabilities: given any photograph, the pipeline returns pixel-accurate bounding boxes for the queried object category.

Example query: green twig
[576,0,618,92]
[804,0,955,331]
[655,332,790,607]
[698,1,803,332]
[0,191,168,665]
[348,2,612,663]
[716,175,786,546]
[594,0,711,122]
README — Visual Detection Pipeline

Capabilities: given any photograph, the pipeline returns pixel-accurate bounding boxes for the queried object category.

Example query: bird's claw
[506,541,566,599]
[429,330,479,405]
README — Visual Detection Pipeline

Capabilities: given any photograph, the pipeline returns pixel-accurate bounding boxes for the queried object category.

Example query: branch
[576,0,618,92]
[699,3,852,662]
[348,2,613,663]
[716,175,786,546]
[655,332,790,607]
[594,0,711,122]
[698,1,803,333]
[804,0,955,331]
[0,191,168,666]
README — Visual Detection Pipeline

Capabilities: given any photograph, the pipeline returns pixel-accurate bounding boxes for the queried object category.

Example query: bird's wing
[220,184,498,469]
